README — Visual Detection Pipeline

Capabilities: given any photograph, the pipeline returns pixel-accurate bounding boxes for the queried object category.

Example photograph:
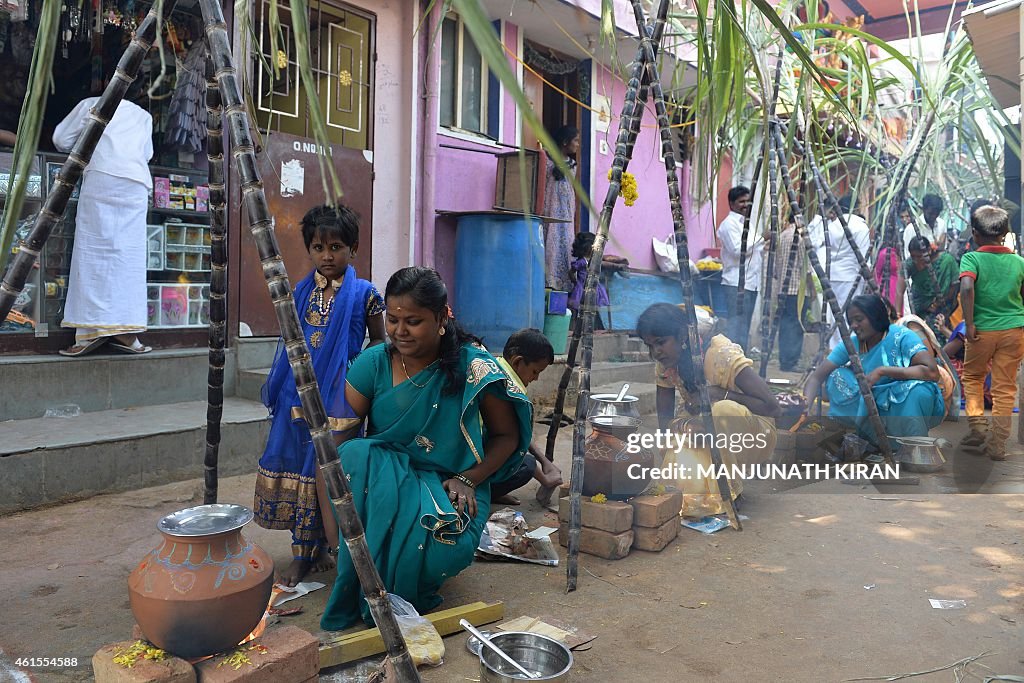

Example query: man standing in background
[717,185,763,352]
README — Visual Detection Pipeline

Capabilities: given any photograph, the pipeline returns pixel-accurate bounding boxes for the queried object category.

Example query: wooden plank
[318,601,504,670]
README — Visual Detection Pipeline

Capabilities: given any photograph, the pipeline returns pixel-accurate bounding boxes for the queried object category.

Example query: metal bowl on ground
[893,436,950,473]
[479,632,573,682]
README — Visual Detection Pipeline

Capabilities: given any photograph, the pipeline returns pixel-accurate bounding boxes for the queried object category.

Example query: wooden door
[236,0,374,336]
[522,69,544,151]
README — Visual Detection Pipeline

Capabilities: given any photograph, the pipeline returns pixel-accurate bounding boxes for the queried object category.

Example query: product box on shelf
[196,185,209,212]
[147,283,210,328]
[146,224,165,271]
[153,177,171,208]
[163,221,211,272]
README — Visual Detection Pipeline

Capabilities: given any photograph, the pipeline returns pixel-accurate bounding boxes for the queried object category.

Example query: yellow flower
[590,493,608,504]
[607,169,639,207]
[112,641,167,668]
[276,50,288,70]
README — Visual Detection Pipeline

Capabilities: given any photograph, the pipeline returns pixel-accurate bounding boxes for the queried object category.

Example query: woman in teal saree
[320,267,533,631]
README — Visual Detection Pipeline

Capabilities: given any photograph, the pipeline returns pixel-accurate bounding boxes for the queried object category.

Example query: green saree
[320,342,533,631]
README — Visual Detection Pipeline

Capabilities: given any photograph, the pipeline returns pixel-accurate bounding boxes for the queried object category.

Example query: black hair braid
[437,319,483,396]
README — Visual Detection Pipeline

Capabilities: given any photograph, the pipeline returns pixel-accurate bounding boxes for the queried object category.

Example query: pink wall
[432,136,503,305]
[589,63,716,269]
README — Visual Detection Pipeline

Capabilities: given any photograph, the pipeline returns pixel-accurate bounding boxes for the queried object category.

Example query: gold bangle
[452,472,477,489]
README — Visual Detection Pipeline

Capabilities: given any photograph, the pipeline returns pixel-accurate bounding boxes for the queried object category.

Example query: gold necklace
[401,355,431,388]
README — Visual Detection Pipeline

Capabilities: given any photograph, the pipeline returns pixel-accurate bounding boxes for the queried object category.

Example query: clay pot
[582,422,659,500]
[127,504,274,658]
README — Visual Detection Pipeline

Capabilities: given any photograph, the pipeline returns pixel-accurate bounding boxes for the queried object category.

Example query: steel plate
[157,504,254,537]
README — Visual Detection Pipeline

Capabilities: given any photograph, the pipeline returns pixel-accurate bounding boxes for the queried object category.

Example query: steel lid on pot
[158,504,254,537]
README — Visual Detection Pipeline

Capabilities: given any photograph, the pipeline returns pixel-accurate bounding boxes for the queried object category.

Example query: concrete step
[0,398,269,514]
[0,348,238,421]
[238,367,271,403]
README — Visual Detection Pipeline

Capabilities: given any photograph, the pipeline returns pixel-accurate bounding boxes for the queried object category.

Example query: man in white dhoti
[53,79,153,356]
[822,196,870,348]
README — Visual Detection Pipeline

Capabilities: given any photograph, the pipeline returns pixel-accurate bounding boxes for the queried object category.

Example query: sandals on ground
[109,338,152,355]
[59,338,109,357]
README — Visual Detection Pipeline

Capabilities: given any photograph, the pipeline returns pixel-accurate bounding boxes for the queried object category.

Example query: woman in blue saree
[320,267,533,631]
[805,294,944,450]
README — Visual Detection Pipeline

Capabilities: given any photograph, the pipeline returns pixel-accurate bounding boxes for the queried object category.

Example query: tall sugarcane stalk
[759,127,785,378]
[772,125,894,462]
[565,5,671,591]
[203,54,226,505]
[0,2,176,322]
[540,14,666,508]
[198,3,419,679]
[633,0,740,529]
[783,124,879,298]
[735,51,785,342]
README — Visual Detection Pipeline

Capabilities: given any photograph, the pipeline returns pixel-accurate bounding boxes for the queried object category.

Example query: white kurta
[53,98,153,339]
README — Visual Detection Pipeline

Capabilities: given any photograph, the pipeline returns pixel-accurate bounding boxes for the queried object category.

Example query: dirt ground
[1,424,1023,683]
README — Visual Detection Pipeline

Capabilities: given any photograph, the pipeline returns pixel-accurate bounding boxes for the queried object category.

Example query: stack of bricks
[557,487,684,557]
[628,488,682,552]
[557,491,634,560]
[92,625,319,683]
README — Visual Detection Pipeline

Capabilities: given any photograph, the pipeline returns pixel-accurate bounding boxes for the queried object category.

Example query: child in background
[255,204,387,585]
[957,206,1024,461]
[491,329,564,505]
[568,232,628,331]
[942,321,993,410]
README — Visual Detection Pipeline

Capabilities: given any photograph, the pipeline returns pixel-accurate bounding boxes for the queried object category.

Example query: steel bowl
[479,631,573,682]
[587,393,642,431]
[893,436,949,473]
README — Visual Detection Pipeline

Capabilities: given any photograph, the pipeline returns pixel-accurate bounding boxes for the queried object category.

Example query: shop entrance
[235,0,375,337]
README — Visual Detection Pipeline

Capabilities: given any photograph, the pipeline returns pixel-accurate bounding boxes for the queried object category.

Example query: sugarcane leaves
[0,0,60,275]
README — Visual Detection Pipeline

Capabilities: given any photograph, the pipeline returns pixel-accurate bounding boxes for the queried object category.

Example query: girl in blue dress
[254,204,386,585]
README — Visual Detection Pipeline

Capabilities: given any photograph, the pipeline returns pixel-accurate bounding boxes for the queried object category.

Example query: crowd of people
[715,186,1024,463]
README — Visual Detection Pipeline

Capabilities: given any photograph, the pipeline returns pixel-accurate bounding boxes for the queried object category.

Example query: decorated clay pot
[127,504,274,658]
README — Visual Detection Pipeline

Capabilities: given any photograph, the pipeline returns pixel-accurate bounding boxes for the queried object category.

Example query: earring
[439,326,446,336]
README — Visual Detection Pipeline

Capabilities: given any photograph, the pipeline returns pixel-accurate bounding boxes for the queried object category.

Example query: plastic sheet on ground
[476,508,559,566]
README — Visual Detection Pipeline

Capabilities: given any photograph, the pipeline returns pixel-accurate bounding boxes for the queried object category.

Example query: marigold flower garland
[608,169,639,207]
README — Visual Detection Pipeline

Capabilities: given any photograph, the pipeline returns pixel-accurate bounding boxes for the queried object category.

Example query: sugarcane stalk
[773,125,894,463]
[632,0,740,529]
[198,3,419,679]
[759,127,786,377]
[541,13,666,502]
[203,53,225,505]
[735,51,785,337]
[565,5,671,592]
[784,125,879,298]
[0,1,177,323]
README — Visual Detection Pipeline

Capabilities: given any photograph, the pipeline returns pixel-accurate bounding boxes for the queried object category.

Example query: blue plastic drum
[454,213,545,354]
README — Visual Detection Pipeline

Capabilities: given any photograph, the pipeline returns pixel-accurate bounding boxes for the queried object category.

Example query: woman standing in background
[543,125,579,293]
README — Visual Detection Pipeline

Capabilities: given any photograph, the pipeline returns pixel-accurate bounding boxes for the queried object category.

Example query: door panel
[522,69,544,151]
[237,132,373,336]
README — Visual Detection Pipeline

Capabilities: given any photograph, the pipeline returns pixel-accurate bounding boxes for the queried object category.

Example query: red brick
[558,495,633,533]
[558,521,632,559]
[629,490,682,528]
[632,516,680,552]
[93,641,196,683]
[194,626,318,683]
